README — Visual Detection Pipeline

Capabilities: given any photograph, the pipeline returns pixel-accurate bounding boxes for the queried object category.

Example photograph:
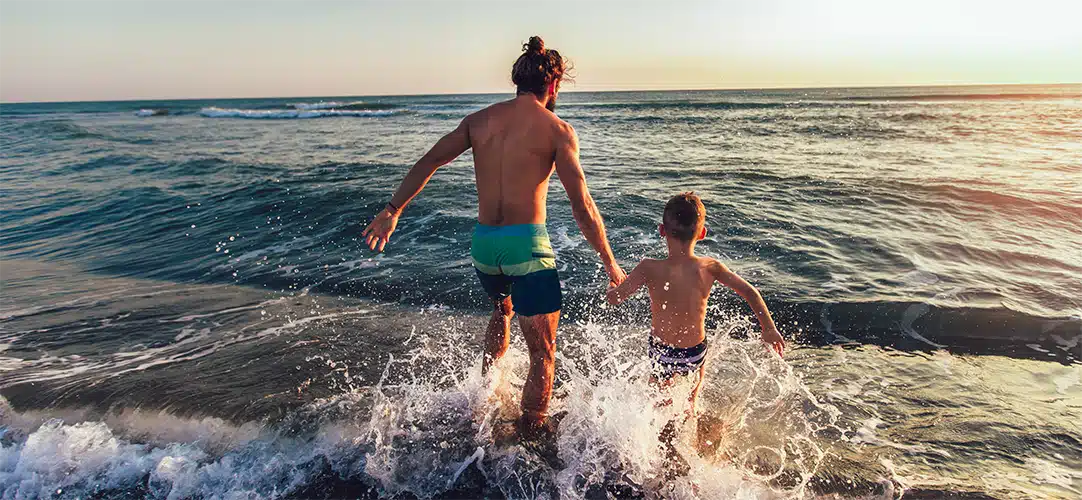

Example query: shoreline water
[2,84,1080,498]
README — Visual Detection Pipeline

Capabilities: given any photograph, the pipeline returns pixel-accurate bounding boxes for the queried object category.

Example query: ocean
[1,84,1080,499]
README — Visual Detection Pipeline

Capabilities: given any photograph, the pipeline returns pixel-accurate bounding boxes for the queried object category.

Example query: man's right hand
[362,208,399,252]
[606,262,627,287]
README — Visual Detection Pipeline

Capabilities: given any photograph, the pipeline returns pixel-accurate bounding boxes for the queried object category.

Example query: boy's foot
[662,447,691,479]
[658,420,691,478]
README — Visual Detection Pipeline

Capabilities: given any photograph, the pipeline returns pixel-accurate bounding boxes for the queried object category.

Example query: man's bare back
[468,97,571,226]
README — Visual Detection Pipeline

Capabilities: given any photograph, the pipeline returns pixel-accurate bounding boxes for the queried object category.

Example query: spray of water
[1,307,859,499]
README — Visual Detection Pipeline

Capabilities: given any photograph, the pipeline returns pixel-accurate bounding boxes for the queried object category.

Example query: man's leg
[518,310,559,432]
[482,295,514,375]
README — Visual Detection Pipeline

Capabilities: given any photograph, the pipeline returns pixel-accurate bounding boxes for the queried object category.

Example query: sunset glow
[2,0,1081,101]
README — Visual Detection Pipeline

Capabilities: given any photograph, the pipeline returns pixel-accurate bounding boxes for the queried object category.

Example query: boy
[606,192,785,415]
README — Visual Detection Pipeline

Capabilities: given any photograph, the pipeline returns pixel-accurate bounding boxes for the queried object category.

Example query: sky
[2,0,1081,103]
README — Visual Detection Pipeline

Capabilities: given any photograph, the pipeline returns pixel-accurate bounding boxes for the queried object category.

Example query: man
[362,36,626,436]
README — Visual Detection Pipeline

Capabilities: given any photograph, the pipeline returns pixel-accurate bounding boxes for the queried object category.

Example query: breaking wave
[0,313,877,499]
[199,107,400,119]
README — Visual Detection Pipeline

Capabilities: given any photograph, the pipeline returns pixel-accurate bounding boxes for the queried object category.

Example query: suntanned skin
[606,223,784,416]
[363,82,626,434]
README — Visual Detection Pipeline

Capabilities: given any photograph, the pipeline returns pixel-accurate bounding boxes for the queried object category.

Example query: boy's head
[661,192,706,242]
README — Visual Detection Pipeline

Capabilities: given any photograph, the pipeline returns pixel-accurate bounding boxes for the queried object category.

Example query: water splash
[0,310,858,499]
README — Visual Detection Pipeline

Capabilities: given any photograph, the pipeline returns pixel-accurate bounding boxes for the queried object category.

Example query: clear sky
[2,0,1080,102]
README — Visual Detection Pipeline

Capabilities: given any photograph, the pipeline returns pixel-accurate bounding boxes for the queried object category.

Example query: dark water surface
[1,85,1080,499]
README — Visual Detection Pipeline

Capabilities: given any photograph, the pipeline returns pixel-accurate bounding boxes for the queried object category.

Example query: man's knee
[526,339,555,362]
[520,314,556,361]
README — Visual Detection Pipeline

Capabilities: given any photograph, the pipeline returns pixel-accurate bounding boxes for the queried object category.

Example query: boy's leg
[687,364,706,419]
[518,311,559,433]
[482,295,514,374]
[650,374,676,408]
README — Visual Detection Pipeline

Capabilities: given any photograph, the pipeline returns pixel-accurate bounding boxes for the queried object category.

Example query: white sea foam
[0,310,850,499]
[199,107,397,119]
[290,101,363,110]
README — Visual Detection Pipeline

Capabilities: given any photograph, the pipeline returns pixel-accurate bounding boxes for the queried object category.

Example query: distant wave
[134,109,169,117]
[199,107,399,119]
[564,100,825,111]
[843,92,1082,101]
[4,118,152,144]
[289,101,400,111]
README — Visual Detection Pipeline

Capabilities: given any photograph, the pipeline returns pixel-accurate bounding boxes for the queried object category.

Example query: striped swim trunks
[470,223,561,317]
[649,335,708,377]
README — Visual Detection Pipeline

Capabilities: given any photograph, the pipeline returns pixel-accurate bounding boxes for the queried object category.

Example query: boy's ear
[658,223,666,237]
[698,226,707,240]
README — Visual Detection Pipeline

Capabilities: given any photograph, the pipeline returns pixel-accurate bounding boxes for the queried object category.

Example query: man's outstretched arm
[554,123,625,285]
[363,119,471,251]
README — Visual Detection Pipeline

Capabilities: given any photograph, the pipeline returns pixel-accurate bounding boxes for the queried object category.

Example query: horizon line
[3,81,1080,106]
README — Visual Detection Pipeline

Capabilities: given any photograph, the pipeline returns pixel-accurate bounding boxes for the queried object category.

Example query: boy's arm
[606,261,649,305]
[711,260,785,357]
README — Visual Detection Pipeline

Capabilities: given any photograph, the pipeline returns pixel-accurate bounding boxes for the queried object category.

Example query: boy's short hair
[663,192,706,241]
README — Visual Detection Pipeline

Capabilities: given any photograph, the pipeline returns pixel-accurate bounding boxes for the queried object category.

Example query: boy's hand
[762,326,785,357]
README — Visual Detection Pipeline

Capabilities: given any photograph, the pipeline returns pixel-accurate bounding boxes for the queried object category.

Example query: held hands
[362,208,399,252]
[605,262,627,287]
[762,326,785,358]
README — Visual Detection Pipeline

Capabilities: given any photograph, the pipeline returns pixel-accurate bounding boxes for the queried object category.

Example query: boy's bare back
[617,256,770,349]
[606,192,784,357]
[636,256,718,347]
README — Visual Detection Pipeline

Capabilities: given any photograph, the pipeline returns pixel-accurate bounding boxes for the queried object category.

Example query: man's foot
[491,419,519,447]
[517,414,558,442]
[517,412,567,468]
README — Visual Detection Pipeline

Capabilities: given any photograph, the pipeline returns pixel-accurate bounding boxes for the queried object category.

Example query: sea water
[1,85,1080,498]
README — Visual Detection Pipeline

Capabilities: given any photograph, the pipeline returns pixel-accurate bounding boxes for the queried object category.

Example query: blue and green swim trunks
[471,224,562,316]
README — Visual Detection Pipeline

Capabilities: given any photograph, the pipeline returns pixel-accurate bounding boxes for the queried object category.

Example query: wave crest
[199,107,399,119]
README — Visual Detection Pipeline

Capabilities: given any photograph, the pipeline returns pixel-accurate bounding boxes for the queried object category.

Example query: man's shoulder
[465,102,500,122]
[552,116,575,135]
[467,99,516,120]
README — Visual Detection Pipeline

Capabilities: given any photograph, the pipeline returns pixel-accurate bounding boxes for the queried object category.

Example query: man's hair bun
[524,36,545,54]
